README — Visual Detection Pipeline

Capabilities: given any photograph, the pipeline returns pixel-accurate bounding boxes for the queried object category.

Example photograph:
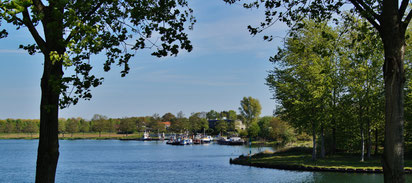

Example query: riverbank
[230,147,412,174]
[0,132,143,140]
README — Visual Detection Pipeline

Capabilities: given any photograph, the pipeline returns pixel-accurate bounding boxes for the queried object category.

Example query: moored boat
[200,136,213,144]
[217,137,245,145]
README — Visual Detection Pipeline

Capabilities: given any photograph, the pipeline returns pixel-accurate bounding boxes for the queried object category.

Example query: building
[159,121,171,129]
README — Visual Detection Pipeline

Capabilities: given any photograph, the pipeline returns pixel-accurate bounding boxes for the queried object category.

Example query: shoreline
[0,133,144,140]
[230,156,386,174]
[229,151,412,174]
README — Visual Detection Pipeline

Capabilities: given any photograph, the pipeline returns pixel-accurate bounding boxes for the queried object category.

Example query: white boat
[143,131,151,140]
[200,136,213,143]
[179,138,193,145]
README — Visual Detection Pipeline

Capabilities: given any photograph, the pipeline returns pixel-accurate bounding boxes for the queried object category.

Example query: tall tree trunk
[312,122,317,161]
[320,124,325,158]
[35,54,63,183]
[381,2,406,181]
[35,6,65,183]
[382,41,406,182]
[361,123,365,162]
[331,127,336,155]
[331,89,337,155]
[380,0,408,182]
[375,127,379,156]
[367,117,371,159]
[359,101,364,162]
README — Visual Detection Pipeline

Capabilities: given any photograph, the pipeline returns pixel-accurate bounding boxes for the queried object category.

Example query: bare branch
[348,0,381,32]
[399,0,409,19]
[22,8,46,52]
[404,9,412,26]
[353,0,381,22]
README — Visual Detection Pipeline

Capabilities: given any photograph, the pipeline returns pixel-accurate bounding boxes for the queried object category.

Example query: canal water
[0,140,410,182]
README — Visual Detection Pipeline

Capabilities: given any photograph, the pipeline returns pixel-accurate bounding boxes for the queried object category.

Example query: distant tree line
[0,98,295,144]
[0,119,40,136]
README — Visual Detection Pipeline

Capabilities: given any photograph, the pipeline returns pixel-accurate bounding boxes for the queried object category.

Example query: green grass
[240,147,412,171]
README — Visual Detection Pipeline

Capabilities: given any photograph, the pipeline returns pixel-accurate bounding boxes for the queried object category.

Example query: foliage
[65,118,79,136]
[161,113,176,122]
[247,122,260,138]
[206,110,219,120]
[0,0,196,107]
[258,116,295,143]
[118,118,135,135]
[188,112,208,133]
[239,96,262,128]
[91,114,108,136]
[215,120,228,135]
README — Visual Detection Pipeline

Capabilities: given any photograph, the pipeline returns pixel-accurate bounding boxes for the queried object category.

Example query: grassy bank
[0,132,143,140]
[231,147,412,173]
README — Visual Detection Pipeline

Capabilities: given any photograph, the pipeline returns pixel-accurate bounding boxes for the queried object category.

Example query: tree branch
[22,8,46,52]
[353,0,381,21]
[348,0,381,32]
[404,9,412,26]
[32,0,44,12]
[65,2,104,43]
[399,0,409,19]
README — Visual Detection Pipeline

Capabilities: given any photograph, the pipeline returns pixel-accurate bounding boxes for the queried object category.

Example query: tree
[65,118,79,137]
[215,120,228,135]
[152,113,161,122]
[79,119,89,136]
[24,121,39,138]
[266,18,386,160]
[227,110,237,121]
[189,112,208,133]
[170,117,188,133]
[206,110,219,120]
[91,114,107,137]
[0,0,194,182]
[239,96,262,128]
[247,122,260,139]
[161,113,176,122]
[0,120,6,133]
[119,118,135,136]
[177,111,185,119]
[105,119,116,135]
[58,118,66,137]
[135,117,146,132]
[225,0,411,181]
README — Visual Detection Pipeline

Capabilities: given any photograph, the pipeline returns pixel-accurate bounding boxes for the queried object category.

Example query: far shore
[0,132,143,140]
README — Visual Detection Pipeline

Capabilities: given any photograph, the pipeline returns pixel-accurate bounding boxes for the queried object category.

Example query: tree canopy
[239,96,262,128]
[225,0,412,181]
[0,0,196,182]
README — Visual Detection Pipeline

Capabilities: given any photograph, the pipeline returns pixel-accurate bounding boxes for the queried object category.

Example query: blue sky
[0,0,287,120]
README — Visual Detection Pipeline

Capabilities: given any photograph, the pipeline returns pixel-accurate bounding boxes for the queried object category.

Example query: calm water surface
[1,140,410,183]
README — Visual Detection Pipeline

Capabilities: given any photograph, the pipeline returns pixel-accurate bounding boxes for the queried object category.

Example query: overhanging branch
[22,8,46,52]
[404,9,412,27]
[399,0,409,19]
[348,0,381,32]
[64,2,104,44]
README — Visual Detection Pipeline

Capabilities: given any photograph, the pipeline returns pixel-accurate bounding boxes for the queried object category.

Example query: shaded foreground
[230,147,412,174]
